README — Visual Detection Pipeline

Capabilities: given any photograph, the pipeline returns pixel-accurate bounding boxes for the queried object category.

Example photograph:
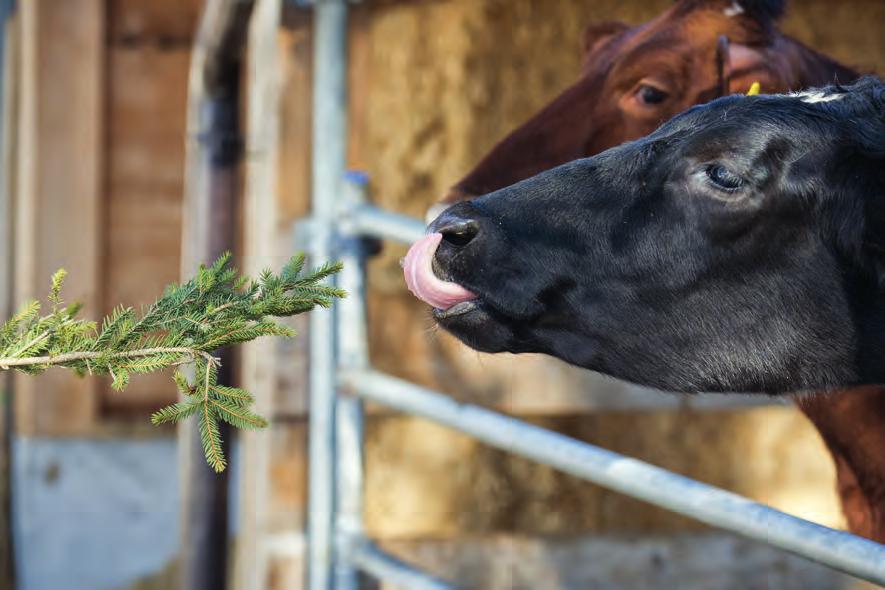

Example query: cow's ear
[676,0,786,23]
[582,21,628,56]
[863,134,885,287]
[821,79,885,284]
[862,193,885,288]
[854,83,885,285]
[729,0,786,22]
[849,78,885,168]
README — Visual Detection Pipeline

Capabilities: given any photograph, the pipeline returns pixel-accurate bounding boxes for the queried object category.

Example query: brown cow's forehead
[591,4,777,77]
[587,4,790,102]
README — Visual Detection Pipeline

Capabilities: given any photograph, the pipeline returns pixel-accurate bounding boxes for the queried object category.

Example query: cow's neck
[796,387,885,543]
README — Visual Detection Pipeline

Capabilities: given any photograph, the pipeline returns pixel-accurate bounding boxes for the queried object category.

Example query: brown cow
[434,0,885,542]
[438,0,858,207]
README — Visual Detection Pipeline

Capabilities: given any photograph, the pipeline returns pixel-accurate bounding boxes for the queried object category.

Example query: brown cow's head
[438,0,858,211]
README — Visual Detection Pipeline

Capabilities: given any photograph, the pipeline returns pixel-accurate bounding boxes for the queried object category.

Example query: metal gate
[303,2,885,589]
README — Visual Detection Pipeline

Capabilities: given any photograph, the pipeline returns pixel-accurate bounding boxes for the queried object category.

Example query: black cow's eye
[637,84,669,105]
[706,164,744,191]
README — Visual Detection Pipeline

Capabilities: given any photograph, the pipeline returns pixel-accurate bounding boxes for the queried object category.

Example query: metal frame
[305,2,885,588]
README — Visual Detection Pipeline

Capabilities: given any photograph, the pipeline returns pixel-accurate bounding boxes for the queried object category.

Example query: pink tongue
[403,233,477,310]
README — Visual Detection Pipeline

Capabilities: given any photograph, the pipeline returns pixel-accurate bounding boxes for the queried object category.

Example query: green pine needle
[151,400,202,425]
[209,398,268,430]
[210,385,255,406]
[0,252,344,472]
[199,402,226,473]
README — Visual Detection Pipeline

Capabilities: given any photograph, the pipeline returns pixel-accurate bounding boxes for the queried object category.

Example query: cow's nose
[425,187,474,224]
[429,210,480,248]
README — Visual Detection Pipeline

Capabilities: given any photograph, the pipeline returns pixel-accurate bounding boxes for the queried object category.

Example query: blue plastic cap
[344,170,370,186]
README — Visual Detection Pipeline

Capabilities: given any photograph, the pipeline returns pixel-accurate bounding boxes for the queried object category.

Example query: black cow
[404,77,884,395]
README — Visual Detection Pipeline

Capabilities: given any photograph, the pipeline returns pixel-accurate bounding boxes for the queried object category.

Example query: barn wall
[11,0,204,434]
[10,1,200,587]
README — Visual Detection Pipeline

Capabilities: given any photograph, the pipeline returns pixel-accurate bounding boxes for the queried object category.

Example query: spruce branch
[0,252,344,472]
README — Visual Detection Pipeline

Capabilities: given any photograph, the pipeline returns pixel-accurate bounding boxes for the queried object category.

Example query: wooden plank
[0,6,18,588]
[232,1,283,587]
[14,0,104,437]
[346,2,370,171]
[275,7,311,226]
[100,46,190,416]
[0,5,13,328]
[108,0,204,44]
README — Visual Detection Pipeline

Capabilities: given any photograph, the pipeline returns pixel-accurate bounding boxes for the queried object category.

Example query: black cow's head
[405,78,885,395]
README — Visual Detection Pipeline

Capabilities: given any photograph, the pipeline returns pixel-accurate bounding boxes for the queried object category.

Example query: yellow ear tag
[746,81,761,96]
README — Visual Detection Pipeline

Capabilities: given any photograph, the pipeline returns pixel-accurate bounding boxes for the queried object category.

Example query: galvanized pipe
[345,203,426,245]
[333,396,364,590]
[351,541,455,590]
[341,369,885,586]
[333,174,371,590]
[308,1,349,589]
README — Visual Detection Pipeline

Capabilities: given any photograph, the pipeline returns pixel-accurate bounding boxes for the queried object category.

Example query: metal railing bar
[334,394,365,590]
[334,177,372,590]
[344,203,426,245]
[340,369,885,586]
[350,540,456,590]
[307,1,348,589]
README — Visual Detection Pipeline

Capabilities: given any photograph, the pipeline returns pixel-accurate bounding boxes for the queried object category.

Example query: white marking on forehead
[723,1,744,17]
[791,90,845,104]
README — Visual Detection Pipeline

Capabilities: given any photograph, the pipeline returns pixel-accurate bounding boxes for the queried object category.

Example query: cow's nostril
[437,217,479,247]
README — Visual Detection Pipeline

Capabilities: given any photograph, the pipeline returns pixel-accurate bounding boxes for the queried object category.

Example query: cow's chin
[437,302,607,377]
[434,300,522,354]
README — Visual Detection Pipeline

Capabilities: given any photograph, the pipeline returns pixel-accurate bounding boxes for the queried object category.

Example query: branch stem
[0,347,216,369]
[7,330,51,359]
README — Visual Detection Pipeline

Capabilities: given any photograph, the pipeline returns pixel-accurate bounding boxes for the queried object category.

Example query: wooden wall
[14,0,106,436]
[102,0,203,416]
[11,0,202,435]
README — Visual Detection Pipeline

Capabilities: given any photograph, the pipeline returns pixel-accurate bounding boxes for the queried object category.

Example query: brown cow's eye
[637,84,669,105]
[706,164,744,191]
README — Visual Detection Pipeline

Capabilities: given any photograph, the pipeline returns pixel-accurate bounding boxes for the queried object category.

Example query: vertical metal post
[334,173,370,590]
[308,1,348,589]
